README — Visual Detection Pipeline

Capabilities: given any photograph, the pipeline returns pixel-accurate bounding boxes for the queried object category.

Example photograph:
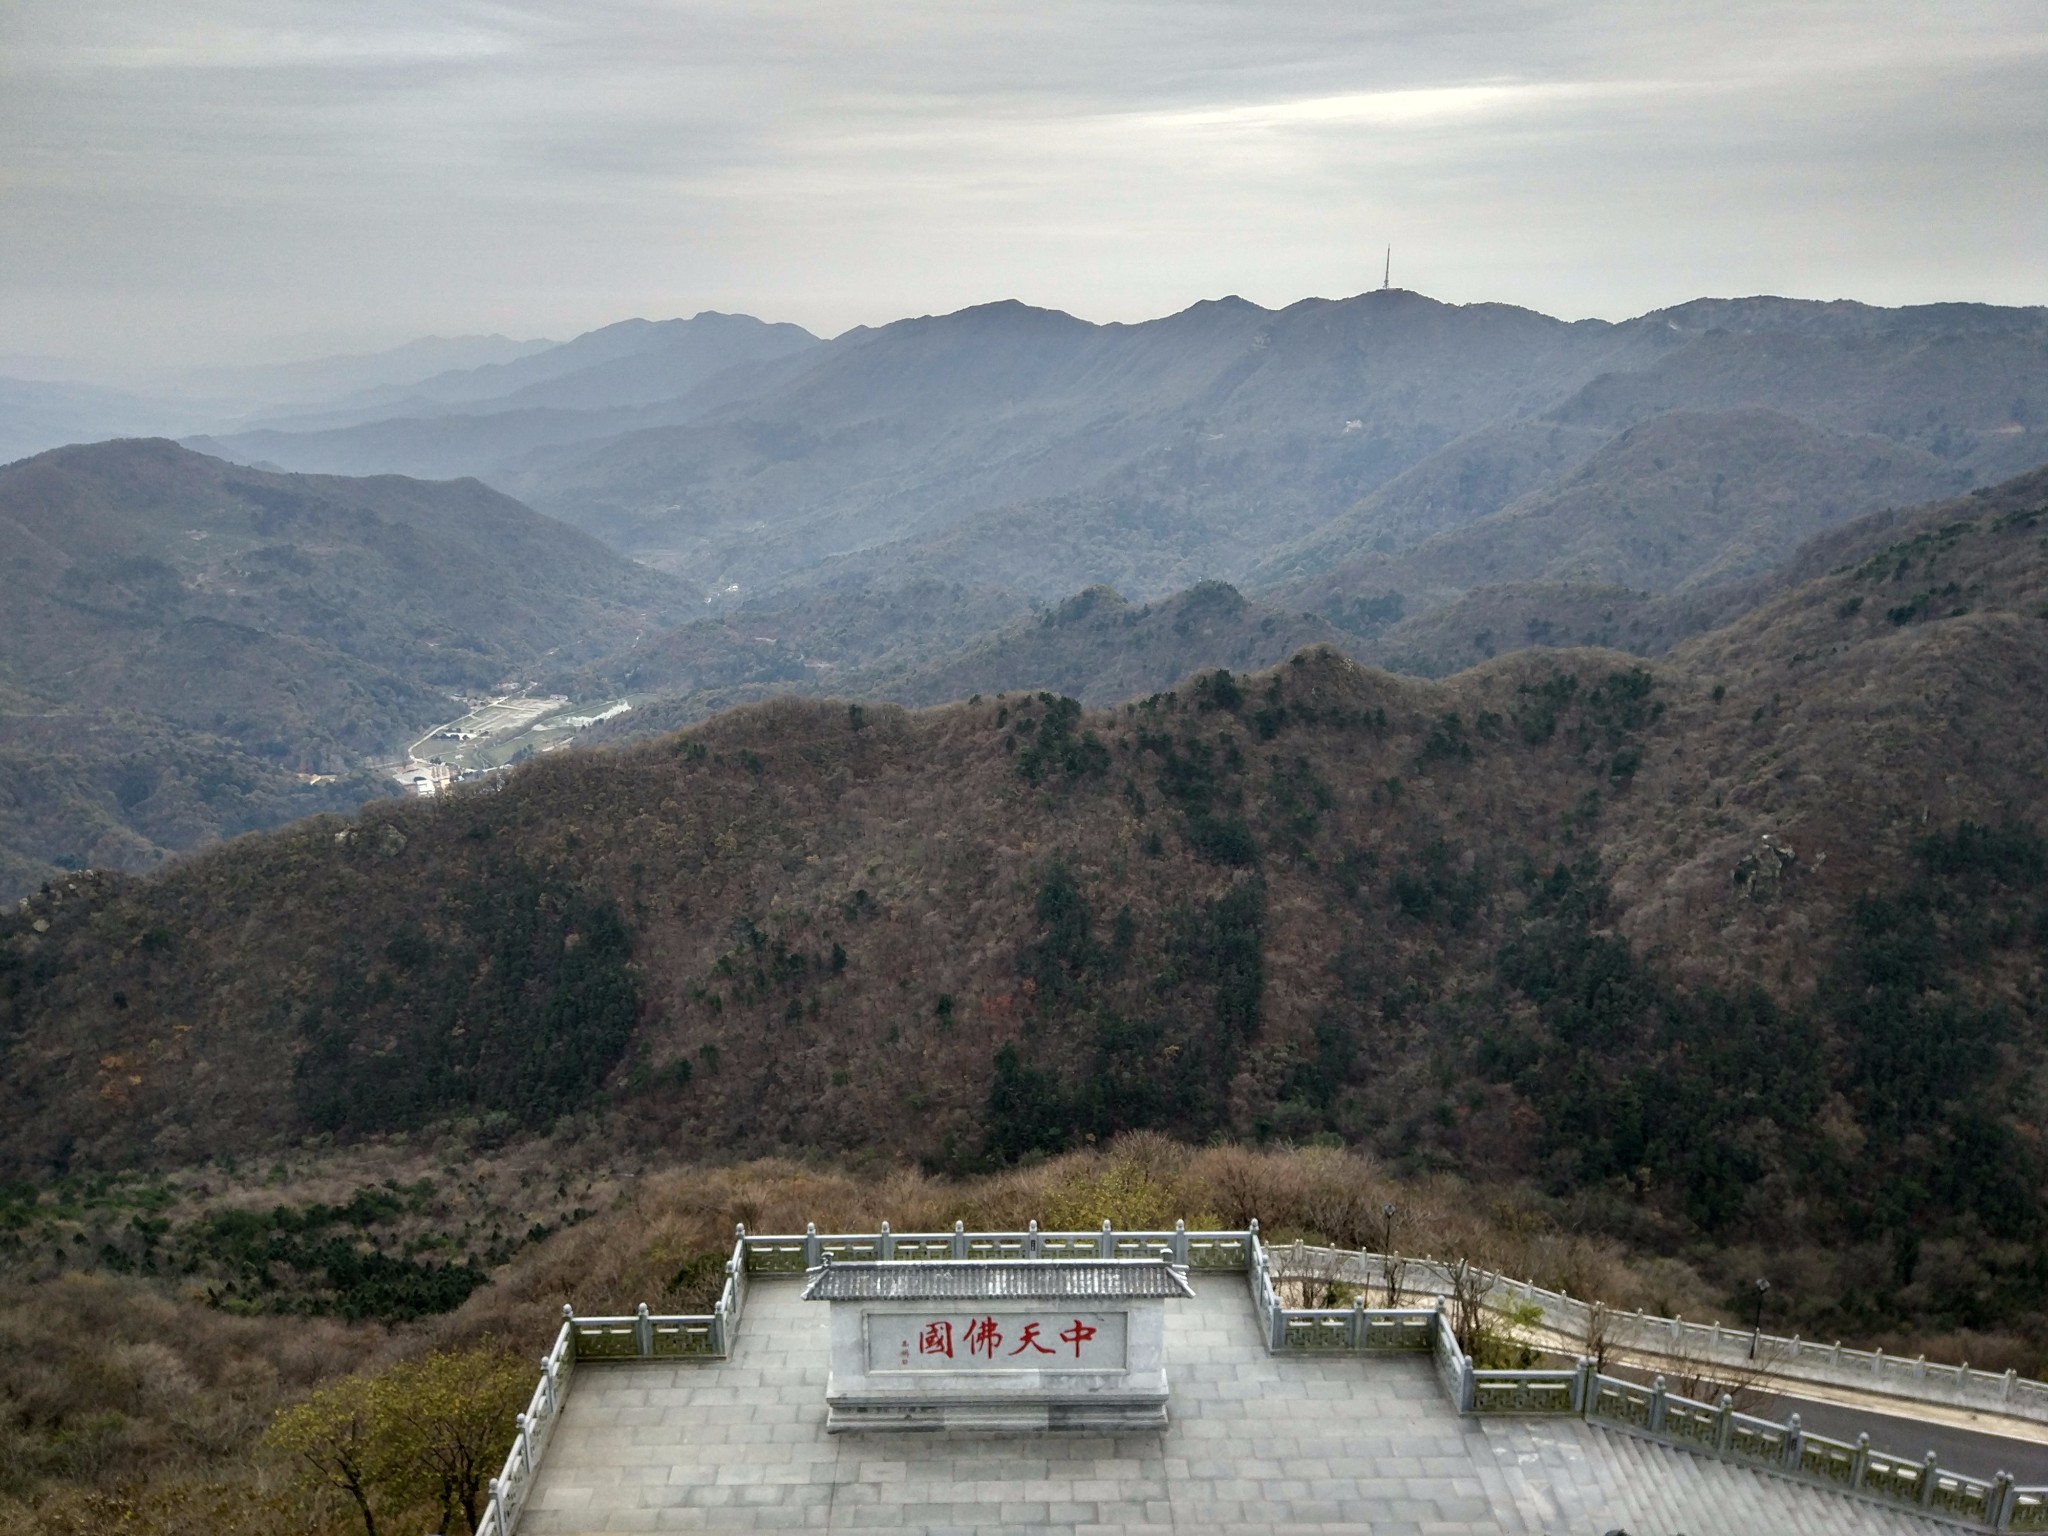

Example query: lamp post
[1749,1278,1770,1360]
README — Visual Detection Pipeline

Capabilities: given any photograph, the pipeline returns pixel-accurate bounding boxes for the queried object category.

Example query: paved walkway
[521,1277,1951,1534]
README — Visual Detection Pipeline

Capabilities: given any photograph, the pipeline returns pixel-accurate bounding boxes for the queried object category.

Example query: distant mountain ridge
[175,332,555,407]
[172,292,2048,636]
[499,290,1665,596]
[1270,408,1974,625]
[192,312,822,452]
[10,289,2048,902]
[310,312,818,416]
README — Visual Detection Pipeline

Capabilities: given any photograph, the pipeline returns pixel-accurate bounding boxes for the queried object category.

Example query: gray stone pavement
[521,1276,1950,1535]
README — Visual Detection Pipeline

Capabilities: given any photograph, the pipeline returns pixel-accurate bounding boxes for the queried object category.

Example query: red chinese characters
[908,1315,1104,1364]
[1008,1323,1056,1356]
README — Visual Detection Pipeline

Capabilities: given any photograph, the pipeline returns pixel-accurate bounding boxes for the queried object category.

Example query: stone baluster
[714,1254,734,1355]
[1714,1394,1734,1455]
[1101,1219,1114,1259]
[1349,1295,1366,1349]
[635,1303,652,1358]
[2005,1367,2017,1404]
[1173,1219,1188,1266]
[879,1221,894,1261]
[1851,1432,1870,1489]
[1784,1413,1803,1471]
[1027,1219,1040,1259]
[515,1414,533,1476]
[1648,1375,1668,1436]
[1992,1471,2015,1528]
[804,1222,820,1269]
[1918,1450,1939,1507]
[952,1220,966,1259]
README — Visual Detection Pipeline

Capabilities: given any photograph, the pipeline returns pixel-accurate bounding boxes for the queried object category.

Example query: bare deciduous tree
[1446,1258,1496,1358]
[1381,1251,1409,1308]
[1583,1300,1616,1374]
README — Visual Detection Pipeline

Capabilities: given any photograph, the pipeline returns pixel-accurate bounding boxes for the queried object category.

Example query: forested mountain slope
[567,579,1345,740]
[6,466,2046,1345]
[872,581,1346,708]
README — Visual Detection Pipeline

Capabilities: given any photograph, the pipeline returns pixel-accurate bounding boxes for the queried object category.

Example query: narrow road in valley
[1746,1388,2048,1484]
[1511,1316,2048,1481]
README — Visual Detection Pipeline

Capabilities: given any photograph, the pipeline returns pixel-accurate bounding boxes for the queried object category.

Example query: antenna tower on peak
[1382,248,1391,291]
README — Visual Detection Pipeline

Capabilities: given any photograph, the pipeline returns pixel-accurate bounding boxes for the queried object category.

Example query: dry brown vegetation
[12,470,2048,1183]
[0,1269,375,1535]
[0,1136,1700,1535]
[455,1136,1692,1328]
[8,1131,2048,1535]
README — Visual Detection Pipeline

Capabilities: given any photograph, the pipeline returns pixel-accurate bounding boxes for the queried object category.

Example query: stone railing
[736,1219,1255,1274]
[1252,1233,1587,1416]
[474,1225,746,1536]
[472,1222,1248,1535]
[1262,1241,2048,1428]
[1258,1240,2048,1531]
[474,1309,576,1536]
[1244,1225,1442,1356]
[474,1222,2048,1535]
[1584,1368,2048,1530]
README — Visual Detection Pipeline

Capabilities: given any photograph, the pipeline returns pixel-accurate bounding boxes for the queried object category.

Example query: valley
[393,694,638,797]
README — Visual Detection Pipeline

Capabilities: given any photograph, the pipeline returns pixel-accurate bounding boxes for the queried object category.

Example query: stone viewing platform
[475,1224,2048,1534]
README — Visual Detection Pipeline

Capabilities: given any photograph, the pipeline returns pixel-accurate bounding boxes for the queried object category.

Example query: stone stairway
[1478,1415,1954,1534]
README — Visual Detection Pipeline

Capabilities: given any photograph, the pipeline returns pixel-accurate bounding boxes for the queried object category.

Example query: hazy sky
[4,1,2045,373]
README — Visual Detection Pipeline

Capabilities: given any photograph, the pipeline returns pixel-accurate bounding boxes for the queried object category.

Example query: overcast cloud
[3,1,2044,373]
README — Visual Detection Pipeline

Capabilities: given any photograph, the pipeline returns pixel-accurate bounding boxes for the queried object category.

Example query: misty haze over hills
[0,334,557,467]
[1,286,2046,897]
[171,290,2047,612]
